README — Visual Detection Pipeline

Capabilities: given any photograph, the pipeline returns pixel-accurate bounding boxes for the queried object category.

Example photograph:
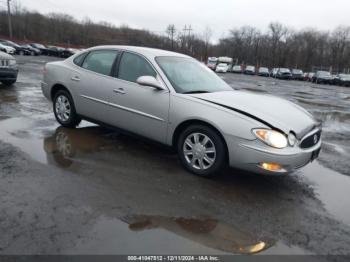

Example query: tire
[177,125,227,177]
[1,80,16,86]
[53,90,81,128]
[19,50,24,56]
[31,51,35,56]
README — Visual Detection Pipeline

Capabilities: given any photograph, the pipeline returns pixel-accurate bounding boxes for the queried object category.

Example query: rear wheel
[177,125,227,177]
[53,90,81,128]
[1,80,16,86]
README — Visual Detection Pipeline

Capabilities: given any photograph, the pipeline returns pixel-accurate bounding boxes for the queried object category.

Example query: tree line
[1,7,350,72]
[214,23,350,72]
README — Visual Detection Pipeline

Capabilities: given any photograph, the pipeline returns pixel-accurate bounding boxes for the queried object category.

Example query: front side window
[118,52,157,83]
[82,50,118,76]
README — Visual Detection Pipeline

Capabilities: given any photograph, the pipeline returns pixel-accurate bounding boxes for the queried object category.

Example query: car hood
[190,91,319,138]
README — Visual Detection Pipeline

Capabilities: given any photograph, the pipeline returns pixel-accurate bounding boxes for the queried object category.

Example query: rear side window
[82,50,118,76]
[73,52,87,66]
[118,52,156,83]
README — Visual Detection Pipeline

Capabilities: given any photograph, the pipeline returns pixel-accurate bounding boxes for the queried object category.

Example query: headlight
[253,129,288,149]
[9,59,16,66]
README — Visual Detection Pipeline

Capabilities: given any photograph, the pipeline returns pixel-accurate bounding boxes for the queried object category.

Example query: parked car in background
[332,74,350,87]
[231,65,242,73]
[0,51,18,86]
[312,71,333,84]
[61,48,79,58]
[46,46,65,57]
[0,40,31,55]
[0,43,15,55]
[270,68,278,78]
[304,72,314,82]
[258,67,269,77]
[217,57,233,72]
[215,63,229,73]
[30,43,49,55]
[291,69,304,80]
[42,46,322,177]
[21,44,41,56]
[207,57,218,70]
[244,65,255,75]
[276,68,292,80]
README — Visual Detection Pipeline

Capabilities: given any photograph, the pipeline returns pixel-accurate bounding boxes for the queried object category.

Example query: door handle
[71,76,80,81]
[113,88,126,95]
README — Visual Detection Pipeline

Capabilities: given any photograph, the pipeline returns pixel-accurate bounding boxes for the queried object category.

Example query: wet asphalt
[0,56,350,256]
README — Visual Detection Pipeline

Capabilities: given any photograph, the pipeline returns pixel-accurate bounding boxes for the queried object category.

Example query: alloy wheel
[55,95,71,122]
[183,132,216,170]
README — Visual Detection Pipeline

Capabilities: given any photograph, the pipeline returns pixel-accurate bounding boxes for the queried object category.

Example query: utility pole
[166,24,176,50]
[183,25,193,53]
[7,0,13,38]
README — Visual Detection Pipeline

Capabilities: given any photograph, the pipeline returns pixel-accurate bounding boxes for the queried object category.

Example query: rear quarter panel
[43,61,74,101]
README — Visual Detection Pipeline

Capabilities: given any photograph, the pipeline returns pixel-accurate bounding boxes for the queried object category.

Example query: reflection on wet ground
[65,215,272,255]
[1,116,350,254]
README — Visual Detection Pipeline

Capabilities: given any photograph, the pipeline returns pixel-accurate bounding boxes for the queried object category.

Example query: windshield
[207,61,216,65]
[259,67,268,72]
[33,43,45,48]
[156,56,232,94]
[293,69,302,74]
[339,74,350,80]
[318,71,331,76]
[280,68,290,73]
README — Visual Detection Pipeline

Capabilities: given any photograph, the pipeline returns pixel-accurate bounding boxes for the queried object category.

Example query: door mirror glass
[136,76,165,90]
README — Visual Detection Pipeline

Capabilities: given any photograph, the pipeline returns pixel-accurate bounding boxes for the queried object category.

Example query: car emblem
[313,134,318,144]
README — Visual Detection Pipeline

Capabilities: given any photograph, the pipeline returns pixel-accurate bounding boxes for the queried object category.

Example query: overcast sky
[18,0,350,42]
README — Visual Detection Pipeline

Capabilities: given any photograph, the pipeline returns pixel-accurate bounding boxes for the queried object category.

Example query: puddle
[65,215,273,255]
[0,115,350,254]
[303,163,350,227]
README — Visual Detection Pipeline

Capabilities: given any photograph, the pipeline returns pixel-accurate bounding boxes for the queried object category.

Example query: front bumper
[0,67,18,81]
[226,135,322,175]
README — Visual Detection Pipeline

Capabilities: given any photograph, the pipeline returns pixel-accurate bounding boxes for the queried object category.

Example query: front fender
[167,94,266,145]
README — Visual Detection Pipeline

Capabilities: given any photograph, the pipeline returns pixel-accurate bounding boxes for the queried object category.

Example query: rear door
[70,49,120,124]
[109,51,170,143]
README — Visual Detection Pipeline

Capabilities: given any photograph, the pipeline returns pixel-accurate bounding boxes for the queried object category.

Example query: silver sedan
[42,46,322,177]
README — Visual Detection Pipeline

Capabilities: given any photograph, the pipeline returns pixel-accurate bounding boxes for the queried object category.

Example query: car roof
[87,45,190,59]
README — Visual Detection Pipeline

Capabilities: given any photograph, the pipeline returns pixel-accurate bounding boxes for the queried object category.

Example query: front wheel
[177,125,227,177]
[53,90,81,128]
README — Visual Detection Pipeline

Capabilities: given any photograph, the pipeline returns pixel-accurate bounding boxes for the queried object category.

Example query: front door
[109,51,170,143]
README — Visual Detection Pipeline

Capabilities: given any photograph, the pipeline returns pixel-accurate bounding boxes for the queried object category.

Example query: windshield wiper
[182,90,210,94]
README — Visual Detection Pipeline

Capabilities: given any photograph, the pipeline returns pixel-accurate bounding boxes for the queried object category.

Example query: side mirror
[136,76,165,90]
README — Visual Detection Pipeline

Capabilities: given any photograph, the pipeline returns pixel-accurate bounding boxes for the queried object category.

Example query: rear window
[82,50,119,76]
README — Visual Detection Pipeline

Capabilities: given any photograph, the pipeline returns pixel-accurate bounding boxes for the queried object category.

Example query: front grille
[0,60,9,67]
[300,129,322,149]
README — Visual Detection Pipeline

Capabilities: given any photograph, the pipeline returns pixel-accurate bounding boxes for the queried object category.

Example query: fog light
[260,162,286,172]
